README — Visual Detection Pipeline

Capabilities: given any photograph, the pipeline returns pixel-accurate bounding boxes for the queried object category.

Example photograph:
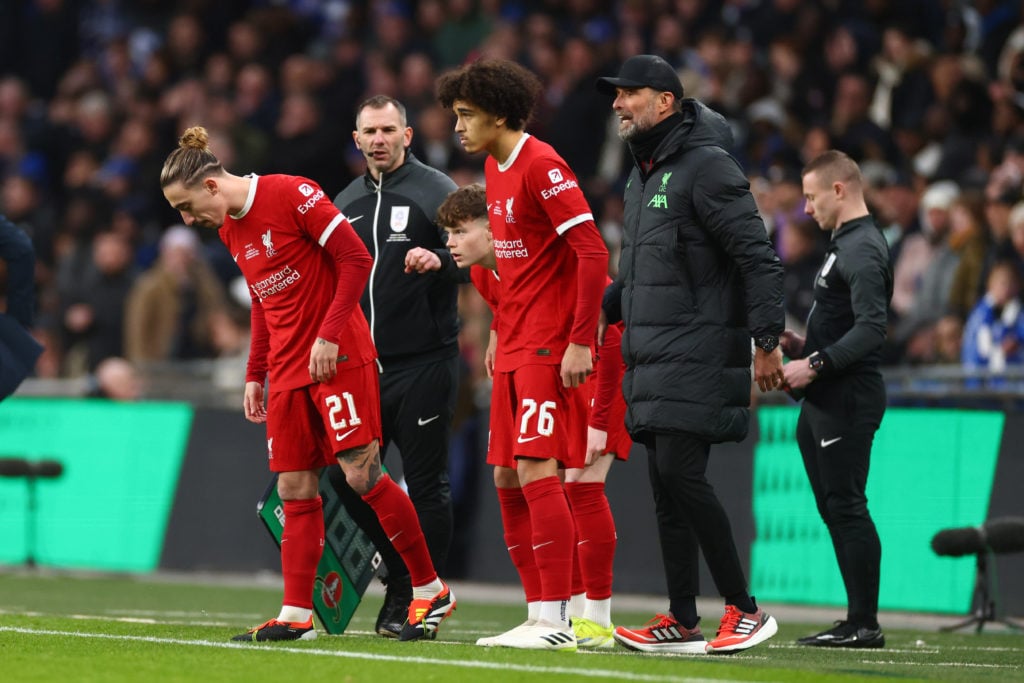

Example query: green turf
[0,572,1021,682]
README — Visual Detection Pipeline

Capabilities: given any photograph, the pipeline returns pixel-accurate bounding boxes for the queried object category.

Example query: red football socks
[497,486,542,603]
[362,474,436,586]
[522,476,575,602]
[281,497,324,609]
[566,481,616,600]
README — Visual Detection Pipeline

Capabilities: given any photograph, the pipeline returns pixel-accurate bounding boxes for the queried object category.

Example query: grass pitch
[0,571,1021,682]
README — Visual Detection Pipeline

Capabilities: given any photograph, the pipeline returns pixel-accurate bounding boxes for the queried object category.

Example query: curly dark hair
[436,183,487,228]
[436,59,542,131]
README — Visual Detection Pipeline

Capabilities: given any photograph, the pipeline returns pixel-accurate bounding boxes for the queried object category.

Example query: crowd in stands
[4,0,1024,391]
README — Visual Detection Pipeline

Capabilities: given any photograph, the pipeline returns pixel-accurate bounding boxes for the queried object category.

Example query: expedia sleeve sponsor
[541,178,579,200]
[251,265,302,300]
[297,189,326,214]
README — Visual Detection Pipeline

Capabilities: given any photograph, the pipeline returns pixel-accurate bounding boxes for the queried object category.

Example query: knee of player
[341,468,378,495]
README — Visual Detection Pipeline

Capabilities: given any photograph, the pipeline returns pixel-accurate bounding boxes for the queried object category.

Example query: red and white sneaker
[706,603,777,653]
[613,614,707,654]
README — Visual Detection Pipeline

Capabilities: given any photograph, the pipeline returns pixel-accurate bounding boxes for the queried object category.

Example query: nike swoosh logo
[335,427,359,442]
[417,415,440,426]
[232,253,240,262]
[506,544,519,551]
[577,539,590,546]
[347,215,363,224]
[821,436,843,448]
[532,541,553,550]
[517,435,543,444]
[388,531,403,542]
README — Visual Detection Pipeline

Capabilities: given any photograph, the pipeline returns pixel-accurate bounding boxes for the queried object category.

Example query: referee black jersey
[803,214,893,383]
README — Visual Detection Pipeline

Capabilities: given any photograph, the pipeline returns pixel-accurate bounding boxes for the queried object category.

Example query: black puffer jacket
[334,153,462,370]
[607,101,784,443]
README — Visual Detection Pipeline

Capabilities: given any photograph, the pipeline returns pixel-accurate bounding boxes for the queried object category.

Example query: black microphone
[30,460,64,478]
[0,458,31,477]
[982,517,1024,554]
[931,526,986,557]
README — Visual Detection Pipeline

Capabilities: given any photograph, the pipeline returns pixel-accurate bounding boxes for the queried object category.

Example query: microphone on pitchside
[0,458,32,477]
[930,526,987,557]
[932,516,1024,633]
[982,517,1024,554]
[30,460,64,478]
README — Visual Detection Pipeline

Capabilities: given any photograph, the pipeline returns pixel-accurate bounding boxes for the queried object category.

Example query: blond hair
[159,126,224,188]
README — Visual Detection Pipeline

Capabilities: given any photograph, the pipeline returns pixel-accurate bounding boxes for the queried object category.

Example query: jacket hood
[653,99,733,164]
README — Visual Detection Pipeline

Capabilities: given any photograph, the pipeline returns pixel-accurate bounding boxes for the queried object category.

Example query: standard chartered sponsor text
[493,238,529,259]
[252,265,302,300]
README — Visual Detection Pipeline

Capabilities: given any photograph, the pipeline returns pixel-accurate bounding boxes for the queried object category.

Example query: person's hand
[484,329,497,379]
[782,357,817,391]
[561,342,593,388]
[243,381,267,423]
[404,247,442,273]
[597,308,608,347]
[585,426,607,466]
[780,330,805,358]
[753,346,785,392]
[309,337,340,382]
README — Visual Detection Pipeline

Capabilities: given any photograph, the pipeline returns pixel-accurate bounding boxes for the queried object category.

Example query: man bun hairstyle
[436,59,541,131]
[436,183,487,228]
[160,125,224,188]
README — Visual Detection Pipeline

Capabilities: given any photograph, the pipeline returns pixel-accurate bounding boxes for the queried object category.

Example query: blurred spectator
[946,192,991,320]
[123,225,238,363]
[779,218,826,335]
[962,261,1024,371]
[934,314,964,364]
[433,0,493,67]
[88,355,143,400]
[979,187,1021,293]
[270,92,349,196]
[60,229,136,374]
[891,180,959,328]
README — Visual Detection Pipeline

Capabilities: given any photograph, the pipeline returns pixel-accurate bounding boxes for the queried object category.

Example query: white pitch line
[861,660,1020,670]
[0,626,768,683]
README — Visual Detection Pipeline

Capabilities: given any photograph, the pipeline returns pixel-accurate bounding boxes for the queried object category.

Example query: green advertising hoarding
[752,407,1004,614]
[0,397,193,572]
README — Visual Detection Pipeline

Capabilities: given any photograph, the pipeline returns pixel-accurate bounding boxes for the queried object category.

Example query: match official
[333,96,461,637]
[782,150,893,649]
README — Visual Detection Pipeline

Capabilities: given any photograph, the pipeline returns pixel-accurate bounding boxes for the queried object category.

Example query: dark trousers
[644,431,748,601]
[797,374,885,625]
[332,356,458,576]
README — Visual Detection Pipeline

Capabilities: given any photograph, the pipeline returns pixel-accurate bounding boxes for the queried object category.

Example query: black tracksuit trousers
[797,373,885,626]
[644,432,749,602]
[330,357,458,577]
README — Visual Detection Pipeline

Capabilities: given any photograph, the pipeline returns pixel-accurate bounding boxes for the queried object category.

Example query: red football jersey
[484,134,605,372]
[219,174,375,391]
[470,265,501,315]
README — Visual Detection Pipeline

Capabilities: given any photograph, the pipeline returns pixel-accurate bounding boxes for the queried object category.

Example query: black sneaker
[398,581,456,641]
[796,621,885,648]
[376,573,412,638]
[231,617,316,642]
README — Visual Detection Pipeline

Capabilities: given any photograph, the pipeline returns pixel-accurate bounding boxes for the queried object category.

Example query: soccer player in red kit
[160,126,454,642]
[408,185,626,650]
[440,61,610,650]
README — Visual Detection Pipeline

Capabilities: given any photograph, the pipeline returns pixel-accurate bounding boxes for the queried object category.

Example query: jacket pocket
[671,229,699,311]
